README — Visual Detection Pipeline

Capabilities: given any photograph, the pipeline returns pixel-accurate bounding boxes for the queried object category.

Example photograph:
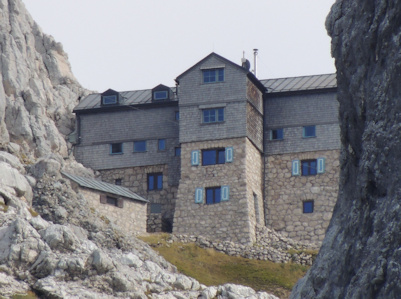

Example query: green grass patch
[139,234,309,298]
[28,208,38,217]
[0,202,8,213]
[11,290,38,299]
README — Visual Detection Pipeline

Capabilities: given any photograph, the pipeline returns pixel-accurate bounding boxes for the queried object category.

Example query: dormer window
[203,68,224,83]
[101,89,120,106]
[153,90,168,100]
[152,84,171,101]
[102,95,118,105]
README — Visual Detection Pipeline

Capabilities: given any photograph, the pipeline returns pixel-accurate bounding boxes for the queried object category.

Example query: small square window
[154,90,168,100]
[158,139,166,151]
[303,125,316,138]
[115,179,122,185]
[303,201,314,213]
[110,143,123,154]
[175,111,180,120]
[175,147,181,156]
[202,149,225,166]
[134,140,146,152]
[203,68,224,83]
[150,203,162,213]
[271,129,283,140]
[206,187,221,204]
[148,173,163,191]
[301,160,317,176]
[106,196,118,207]
[203,108,224,123]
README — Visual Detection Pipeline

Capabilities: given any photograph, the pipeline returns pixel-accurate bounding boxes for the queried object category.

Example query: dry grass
[139,233,309,298]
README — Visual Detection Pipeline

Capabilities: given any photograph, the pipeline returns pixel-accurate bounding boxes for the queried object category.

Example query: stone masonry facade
[73,53,339,246]
[98,164,178,232]
[265,149,340,243]
[173,137,263,244]
[80,188,147,235]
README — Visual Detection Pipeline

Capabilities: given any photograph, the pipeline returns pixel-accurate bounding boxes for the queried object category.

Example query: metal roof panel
[61,172,148,203]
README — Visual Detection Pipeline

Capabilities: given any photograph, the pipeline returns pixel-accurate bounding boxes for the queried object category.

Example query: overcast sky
[24,0,336,92]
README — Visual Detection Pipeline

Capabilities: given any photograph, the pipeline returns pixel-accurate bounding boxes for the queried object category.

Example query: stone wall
[171,224,316,265]
[173,137,259,244]
[245,138,264,239]
[99,164,178,232]
[79,188,147,234]
[265,149,340,244]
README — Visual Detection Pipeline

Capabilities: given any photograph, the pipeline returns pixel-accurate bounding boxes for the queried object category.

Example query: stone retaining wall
[170,225,316,265]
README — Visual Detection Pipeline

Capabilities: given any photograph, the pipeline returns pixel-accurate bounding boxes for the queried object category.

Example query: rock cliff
[0,0,277,297]
[291,1,401,298]
[0,0,86,159]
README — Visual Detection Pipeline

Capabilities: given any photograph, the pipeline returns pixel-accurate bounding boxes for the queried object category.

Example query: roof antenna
[253,49,258,77]
[241,51,250,71]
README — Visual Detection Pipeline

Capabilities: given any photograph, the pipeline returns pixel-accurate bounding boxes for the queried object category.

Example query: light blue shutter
[292,159,300,176]
[191,150,200,166]
[195,188,203,204]
[221,186,230,201]
[225,147,233,163]
[317,157,326,174]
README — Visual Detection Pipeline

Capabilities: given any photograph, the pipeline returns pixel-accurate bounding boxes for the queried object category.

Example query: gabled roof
[73,87,177,112]
[261,73,336,93]
[176,52,249,80]
[175,52,266,93]
[61,172,148,203]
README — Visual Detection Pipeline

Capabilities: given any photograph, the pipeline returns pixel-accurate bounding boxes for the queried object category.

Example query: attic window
[153,90,168,100]
[203,68,224,83]
[102,95,118,105]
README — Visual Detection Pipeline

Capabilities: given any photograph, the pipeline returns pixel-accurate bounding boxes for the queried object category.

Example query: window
[134,140,146,152]
[150,203,162,213]
[203,68,224,83]
[206,187,221,204]
[153,90,168,100]
[115,179,122,185]
[202,149,225,165]
[102,95,118,105]
[301,159,317,176]
[148,173,163,190]
[203,108,224,123]
[158,139,166,151]
[110,143,123,154]
[303,125,316,138]
[106,196,118,207]
[271,128,283,140]
[175,111,180,120]
[303,201,314,213]
[175,147,181,156]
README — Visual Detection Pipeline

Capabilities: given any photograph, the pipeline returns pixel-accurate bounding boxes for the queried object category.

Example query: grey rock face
[291,1,401,298]
[0,0,87,160]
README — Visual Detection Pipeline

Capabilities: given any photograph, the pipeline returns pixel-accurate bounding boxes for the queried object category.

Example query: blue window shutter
[317,157,326,174]
[191,150,199,166]
[221,186,230,201]
[195,188,203,204]
[225,147,233,163]
[292,160,300,176]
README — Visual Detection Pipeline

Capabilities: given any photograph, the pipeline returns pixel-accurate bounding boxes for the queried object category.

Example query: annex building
[73,53,339,245]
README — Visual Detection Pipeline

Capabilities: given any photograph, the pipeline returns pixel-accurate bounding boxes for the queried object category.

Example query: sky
[24,0,336,92]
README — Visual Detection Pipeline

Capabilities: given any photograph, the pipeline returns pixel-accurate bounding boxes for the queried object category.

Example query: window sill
[110,153,123,155]
[201,121,225,126]
[303,136,316,139]
[133,151,147,153]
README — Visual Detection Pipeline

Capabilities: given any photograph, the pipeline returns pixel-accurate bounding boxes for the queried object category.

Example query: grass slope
[139,234,309,298]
